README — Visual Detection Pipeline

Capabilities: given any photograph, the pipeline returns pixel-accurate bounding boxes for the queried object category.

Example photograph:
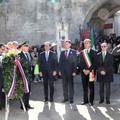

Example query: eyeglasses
[101,46,107,48]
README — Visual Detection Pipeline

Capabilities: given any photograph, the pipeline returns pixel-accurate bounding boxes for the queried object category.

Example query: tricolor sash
[82,50,95,82]
[8,57,29,98]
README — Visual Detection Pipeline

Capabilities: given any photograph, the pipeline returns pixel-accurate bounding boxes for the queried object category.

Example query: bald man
[97,42,114,104]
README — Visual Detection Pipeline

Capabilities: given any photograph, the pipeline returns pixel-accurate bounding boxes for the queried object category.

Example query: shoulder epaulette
[50,51,55,54]
[97,52,101,55]
[71,49,76,52]
[40,51,45,54]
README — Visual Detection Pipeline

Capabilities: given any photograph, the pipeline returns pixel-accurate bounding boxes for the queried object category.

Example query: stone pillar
[56,22,69,61]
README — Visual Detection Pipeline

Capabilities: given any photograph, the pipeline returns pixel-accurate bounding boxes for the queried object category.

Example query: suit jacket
[79,49,97,74]
[96,52,114,82]
[0,62,2,89]
[18,51,32,74]
[59,49,77,74]
[39,51,57,74]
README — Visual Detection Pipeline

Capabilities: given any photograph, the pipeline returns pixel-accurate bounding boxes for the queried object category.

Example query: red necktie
[65,50,68,58]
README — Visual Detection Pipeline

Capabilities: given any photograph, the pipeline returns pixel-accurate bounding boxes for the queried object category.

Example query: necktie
[102,52,105,62]
[25,53,31,67]
[65,50,68,58]
[25,53,29,61]
[45,51,49,61]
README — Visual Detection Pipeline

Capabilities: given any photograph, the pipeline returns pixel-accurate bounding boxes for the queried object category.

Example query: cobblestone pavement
[0,74,120,120]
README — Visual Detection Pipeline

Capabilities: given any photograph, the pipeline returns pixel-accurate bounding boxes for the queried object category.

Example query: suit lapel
[22,51,27,60]
[64,50,67,59]
[100,53,104,63]
[67,49,70,58]
[43,52,46,61]
[67,49,72,59]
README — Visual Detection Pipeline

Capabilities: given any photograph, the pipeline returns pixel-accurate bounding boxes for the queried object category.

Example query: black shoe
[106,100,110,104]
[99,100,104,104]
[50,99,54,102]
[43,99,48,102]
[70,99,74,104]
[26,105,34,109]
[61,99,68,103]
[81,102,88,105]
[20,106,28,111]
[89,102,93,106]
[0,106,2,110]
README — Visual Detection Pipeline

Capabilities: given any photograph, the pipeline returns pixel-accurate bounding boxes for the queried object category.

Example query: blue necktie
[45,52,49,61]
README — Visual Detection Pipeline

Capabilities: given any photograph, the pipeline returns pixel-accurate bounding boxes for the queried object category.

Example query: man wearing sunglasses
[96,42,114,104]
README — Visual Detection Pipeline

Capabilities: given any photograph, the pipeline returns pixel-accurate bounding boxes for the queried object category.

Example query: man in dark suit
[18,41,34,110]
[39,41,57,102]
[79,39,97,106]
[97,42,114,104]
[59,40,77,104]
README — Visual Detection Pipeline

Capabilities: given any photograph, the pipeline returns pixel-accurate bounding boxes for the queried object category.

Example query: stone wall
[0,0,107,45]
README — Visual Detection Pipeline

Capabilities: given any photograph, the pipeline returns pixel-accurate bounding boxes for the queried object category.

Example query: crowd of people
[0,36,119,111]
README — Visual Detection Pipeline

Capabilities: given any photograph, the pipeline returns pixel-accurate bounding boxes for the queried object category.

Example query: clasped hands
[39,71,57,77]
[100,70,106,75]
[83,69,90,75]
[59,72,76,77]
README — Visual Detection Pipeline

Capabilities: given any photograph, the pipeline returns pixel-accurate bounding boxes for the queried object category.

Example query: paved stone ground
[0,74,120,120]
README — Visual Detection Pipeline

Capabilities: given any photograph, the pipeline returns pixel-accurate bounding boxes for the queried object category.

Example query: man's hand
[53,71,57,76]
[39,72,43,77]
[72,72,76,77]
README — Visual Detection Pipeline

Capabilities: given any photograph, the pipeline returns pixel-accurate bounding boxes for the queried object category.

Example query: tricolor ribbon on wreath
[7,57,29,98]
[82,50,95,82]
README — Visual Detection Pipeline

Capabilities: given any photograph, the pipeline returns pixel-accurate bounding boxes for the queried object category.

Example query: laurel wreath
[2,53,30,99]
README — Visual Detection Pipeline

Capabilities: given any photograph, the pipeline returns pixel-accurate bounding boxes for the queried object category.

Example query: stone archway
[83,0,107,28]
[83,0,120,36]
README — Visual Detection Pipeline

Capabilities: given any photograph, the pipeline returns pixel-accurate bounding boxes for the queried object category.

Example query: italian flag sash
[82,50,95,82]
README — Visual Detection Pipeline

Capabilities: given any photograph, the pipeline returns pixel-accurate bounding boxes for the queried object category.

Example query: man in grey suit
[59,40,77,104]
[97,42,114,104]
